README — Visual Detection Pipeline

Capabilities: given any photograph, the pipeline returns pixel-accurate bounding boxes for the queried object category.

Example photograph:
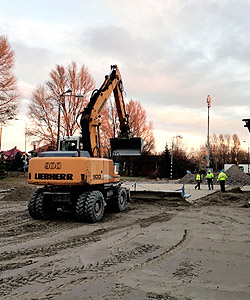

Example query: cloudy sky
[1,0,250,153]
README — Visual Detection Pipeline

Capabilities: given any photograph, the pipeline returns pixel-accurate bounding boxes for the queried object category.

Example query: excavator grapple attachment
[110,137,142,156]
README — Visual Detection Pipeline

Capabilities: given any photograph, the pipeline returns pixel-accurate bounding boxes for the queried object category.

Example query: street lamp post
[0,115,24,153]
[12,118,27,172]
[0,125,2,152]
[170,135,183,179]
[0,113,5,152]
[243,140,249,173]
[247,148,249,174]
[57,89,84,150]
[24,121,27,172]
[57,89,72,150]
[206,95,212,169]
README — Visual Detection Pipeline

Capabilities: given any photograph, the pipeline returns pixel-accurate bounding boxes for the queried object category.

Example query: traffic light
[242,119,250,132]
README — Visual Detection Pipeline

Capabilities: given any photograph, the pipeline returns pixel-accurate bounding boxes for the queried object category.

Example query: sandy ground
[0,176,250,299]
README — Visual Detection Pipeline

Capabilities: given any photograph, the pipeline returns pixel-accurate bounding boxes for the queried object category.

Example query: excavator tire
[28,189,43,220]
[75,192,89,221]
[114,187,127,212]
[35,190,57,220]
[84,191,105,223]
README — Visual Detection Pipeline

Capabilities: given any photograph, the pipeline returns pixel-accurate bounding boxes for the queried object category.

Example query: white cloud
[1,0,250,153]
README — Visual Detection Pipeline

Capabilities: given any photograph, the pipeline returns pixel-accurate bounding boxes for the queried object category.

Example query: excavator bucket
[110,137,142,156]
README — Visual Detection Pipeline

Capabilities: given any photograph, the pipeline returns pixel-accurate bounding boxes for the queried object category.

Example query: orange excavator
[28,65,142,222]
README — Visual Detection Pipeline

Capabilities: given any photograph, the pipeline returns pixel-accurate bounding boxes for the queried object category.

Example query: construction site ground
[0,175,250,300]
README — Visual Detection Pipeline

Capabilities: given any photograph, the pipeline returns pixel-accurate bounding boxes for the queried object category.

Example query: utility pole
[170,135,183,179]
[207,95,212,169]
[170,141,174,179]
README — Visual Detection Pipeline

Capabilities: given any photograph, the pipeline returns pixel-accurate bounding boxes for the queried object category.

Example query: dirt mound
[0,175,28,189]
[178,173,212,184]
[1,185,36,202]
[225,164,250,186]
[179,165,250,186]
[194,187,250,207]
[178,174,197,184]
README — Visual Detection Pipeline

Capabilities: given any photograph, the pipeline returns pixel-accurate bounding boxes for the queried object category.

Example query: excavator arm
[80,65,142,158]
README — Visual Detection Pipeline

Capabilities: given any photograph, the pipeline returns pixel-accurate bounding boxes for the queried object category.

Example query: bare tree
[231,133,241,164]
[198,133,243,170]
[126,99,156,154]
[0,36,19,123]
[100,98,156,156]
[28,85,58,146]
[28,62,95,146]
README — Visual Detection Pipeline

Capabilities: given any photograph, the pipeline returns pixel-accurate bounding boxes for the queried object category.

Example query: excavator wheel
[35,190,57,220]
[75,192,89,221]
[114,187,127,212]
[84,191,105,223]
[28,189,43,220]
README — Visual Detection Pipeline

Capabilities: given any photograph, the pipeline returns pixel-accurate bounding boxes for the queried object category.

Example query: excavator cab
[59,136,80,151]
[110,137,143,156]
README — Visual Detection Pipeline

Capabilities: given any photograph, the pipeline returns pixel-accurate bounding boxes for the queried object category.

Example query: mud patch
[1,176,250,299]
[147,292,192,300]
[194,189,250,207]
[173,258,202,282]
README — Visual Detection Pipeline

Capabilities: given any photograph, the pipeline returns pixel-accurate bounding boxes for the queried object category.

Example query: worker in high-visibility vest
[195,171,202,190]
[206,170,214,190]
[217,169,228,192]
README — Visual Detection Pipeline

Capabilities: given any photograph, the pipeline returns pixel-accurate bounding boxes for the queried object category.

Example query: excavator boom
[80,65,142,157]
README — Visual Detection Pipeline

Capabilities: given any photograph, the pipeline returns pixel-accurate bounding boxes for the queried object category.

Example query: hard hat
[208,170,211,173]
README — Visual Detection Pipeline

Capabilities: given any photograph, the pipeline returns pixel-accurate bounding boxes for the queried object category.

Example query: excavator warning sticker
[35,173,73,180]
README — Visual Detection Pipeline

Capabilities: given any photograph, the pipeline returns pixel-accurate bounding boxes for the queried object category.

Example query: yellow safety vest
[206,172,214,179]
[217,172,227,181]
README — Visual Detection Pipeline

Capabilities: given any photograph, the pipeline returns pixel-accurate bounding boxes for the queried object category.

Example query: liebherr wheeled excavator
[28,65,142,222]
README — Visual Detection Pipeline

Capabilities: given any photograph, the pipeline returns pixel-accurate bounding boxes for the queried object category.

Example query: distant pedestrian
[195,172,202,190]
[217,169,228,192]
[206,170,214,190]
